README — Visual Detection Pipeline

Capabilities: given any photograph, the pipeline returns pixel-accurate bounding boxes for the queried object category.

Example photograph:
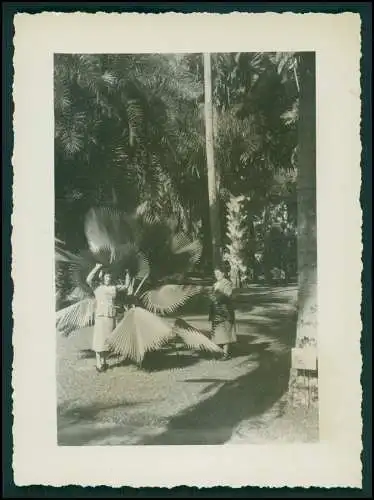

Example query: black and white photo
[11,12,362,488]
[54,50,318,446]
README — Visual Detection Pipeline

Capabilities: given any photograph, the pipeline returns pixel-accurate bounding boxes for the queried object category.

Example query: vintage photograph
[54,51,318,446]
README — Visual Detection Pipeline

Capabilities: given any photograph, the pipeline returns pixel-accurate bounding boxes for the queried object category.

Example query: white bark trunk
[288,53,318,407]
[203,53,222,269]
[296,52,317,347]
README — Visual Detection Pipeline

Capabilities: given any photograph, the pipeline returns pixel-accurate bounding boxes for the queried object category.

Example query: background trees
[54,52,301,282]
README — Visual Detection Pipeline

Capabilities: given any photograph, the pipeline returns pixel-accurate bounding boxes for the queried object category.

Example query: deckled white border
[12,12,362,488]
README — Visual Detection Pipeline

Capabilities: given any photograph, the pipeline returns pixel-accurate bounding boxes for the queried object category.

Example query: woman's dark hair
[100,267,113,282]
[215,264,229,276]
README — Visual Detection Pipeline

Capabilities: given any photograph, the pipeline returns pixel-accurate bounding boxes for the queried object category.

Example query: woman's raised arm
[86,263,102,288]
[116,278,135,295]
[116,272,135,294]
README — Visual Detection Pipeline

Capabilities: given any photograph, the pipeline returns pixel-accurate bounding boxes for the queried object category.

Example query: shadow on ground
[58,401,138,427]
[109,350,205,372]
[58,286,300,446]
[138,309,297,445]
[57,400,154,446]
[141,355,291,445]
[176,284,297,317]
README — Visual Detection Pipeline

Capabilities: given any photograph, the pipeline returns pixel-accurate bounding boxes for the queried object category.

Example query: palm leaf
[107,307,174,363]
[57,239,150,303]
[55,241,82,264]
[140,284,201,315]
[55,244,94,301]
[136,218,202,282]
[84,206,134,257]
[171,233,202,265]
[108,243,150,281]
[56,298,96,336]
[84,206,120,256]
[65,250,99,296]
[65,286,93,303]
[173,318,223,353]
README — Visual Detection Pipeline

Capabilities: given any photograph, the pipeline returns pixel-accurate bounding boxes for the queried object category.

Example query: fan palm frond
[60,249,98,296]
[171,232,202,265]
[55,242,95,297]
[173,318,222,353]
[84,206,135,257]
[134,216,202,282]
[107,307,174,363]
[109,242,150,281]
[140,284,201,315]
[65,286,93,303]
[55,244,81,264]
[56,298,96,336]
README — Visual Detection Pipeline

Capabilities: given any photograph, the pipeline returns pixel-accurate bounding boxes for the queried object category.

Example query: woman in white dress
[86,263,132,372]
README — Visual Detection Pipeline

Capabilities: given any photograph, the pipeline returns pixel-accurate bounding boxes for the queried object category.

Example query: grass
[56,284,319,446]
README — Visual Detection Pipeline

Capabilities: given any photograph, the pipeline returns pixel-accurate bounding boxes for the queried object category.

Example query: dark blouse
[209,280,235,325]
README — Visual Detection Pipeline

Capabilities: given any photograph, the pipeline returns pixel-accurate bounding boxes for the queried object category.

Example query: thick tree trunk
[288,53,318,407]
[296,52,317,347]
[203,53,222,270]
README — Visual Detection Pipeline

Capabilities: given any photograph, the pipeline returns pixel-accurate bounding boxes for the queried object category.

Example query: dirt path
[57,285,318,445]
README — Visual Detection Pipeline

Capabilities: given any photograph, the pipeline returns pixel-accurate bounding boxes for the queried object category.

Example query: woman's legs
[95,352,101,369]
[95,351,108,371]
[221,343,232,359]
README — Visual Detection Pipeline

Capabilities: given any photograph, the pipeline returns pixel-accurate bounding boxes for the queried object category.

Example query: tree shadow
[140,308,297,445]
[77,349,96,359]
[234,295,296,314]
[141,349,291,445]
[235,310,297,347]
[57,400,147,446]
[175,284,297,318]
[106,340,218,372]
[58,424,133,446]
[140,351,202,372]
[105,355,134,370]
[57,293,299,446]
[230,336,272,358]
[57,401,139,426]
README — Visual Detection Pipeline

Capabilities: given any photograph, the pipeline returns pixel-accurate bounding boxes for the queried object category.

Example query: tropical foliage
[55,52,299,279]
[56,206,222,363]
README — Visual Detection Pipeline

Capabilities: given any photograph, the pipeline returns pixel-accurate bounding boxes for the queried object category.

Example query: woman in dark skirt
[209,268,237,359]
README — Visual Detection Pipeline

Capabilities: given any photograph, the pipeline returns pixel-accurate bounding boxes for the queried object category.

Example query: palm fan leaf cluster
[56,206,222,363]
[141,284,201,315]
[56,298,96,336]
[107,307,176,364]
[173,318,222,353]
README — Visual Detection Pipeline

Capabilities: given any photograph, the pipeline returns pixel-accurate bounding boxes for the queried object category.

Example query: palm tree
[203,53,222,269]
[55,207,222,365]
[252,51,317,347]
[294,52,317,347]
[55,52,304,281]
[54,54,203,242]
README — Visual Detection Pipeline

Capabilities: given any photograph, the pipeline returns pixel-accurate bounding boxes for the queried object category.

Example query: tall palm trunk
[296,52,317,346]
[203,53,222,270]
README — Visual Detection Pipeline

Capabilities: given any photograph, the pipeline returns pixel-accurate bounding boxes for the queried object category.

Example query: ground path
[57,284,318,445]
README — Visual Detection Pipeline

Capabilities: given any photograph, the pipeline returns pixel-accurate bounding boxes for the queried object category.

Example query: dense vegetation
[55,52,300,284]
